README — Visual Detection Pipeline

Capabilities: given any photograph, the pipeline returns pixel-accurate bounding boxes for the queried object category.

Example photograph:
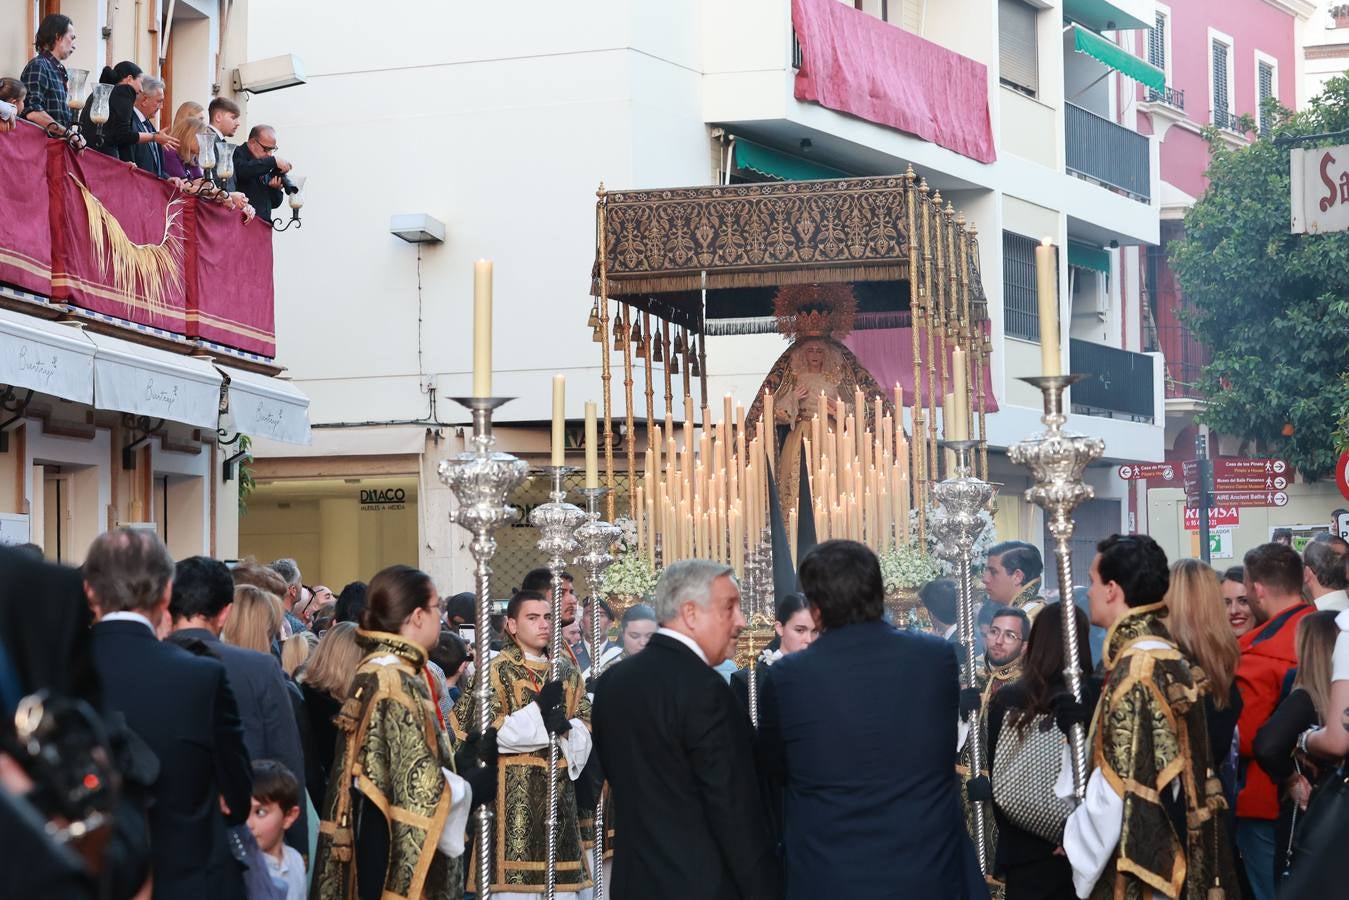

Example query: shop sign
[360,488,407,511]
[1292,145,1349,234]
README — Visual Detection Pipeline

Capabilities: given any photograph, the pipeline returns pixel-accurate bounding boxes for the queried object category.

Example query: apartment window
[1257,57,1276,136]
[1211,35,1234,129]
[999,0,1039,97]
[1147,11,1166,71]
[1003,232,1040,341]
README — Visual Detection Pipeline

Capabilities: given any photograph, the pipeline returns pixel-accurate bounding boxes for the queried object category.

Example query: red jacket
[1235,602,1315,820]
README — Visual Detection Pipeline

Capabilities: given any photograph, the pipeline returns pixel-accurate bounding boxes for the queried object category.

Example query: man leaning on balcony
[20,14,77,137]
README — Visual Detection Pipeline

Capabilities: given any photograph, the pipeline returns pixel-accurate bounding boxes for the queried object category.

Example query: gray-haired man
[592,559,778,900]
[130,75,173,177]
[268,557,306,636]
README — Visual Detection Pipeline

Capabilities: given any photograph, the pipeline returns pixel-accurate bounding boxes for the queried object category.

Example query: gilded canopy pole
[620,301,638,521]
[931,191,948,423]
[955,213,974,446]
[596,184,616,522]
[919,184,939,499]
[662,320,674,415]
[905,167,925,543]
[642,310,655,442]
[969,224,990,480]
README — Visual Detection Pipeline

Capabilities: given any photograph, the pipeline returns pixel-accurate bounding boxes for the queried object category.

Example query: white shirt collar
[656,626,709,665]
[1314,589,1349,612]
[943,623,958,640]
[134,106,147,124]
[101,610,157,635]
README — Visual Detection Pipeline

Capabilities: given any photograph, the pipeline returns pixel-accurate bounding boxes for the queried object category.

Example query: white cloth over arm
[1060,765,1123,900]
[496,703,592,779]
[436,769,473,858]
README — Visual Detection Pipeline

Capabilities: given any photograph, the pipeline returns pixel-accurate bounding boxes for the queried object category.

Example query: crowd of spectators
[6,13,299,225]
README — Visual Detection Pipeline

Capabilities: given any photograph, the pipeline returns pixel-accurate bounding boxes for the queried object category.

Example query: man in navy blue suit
[757,539,988,900]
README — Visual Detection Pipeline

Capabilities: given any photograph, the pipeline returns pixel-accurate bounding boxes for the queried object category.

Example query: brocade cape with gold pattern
[311,630,463,900]
[450,640,592,894]
[1089,604,1238,900]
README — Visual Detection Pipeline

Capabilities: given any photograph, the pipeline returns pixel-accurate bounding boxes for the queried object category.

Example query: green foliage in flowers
[878,545,943,592]
[1170,79,1349,479]
[600,549,660,599]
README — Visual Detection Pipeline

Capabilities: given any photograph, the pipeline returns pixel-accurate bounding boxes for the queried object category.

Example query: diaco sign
[1290,144,1349,234]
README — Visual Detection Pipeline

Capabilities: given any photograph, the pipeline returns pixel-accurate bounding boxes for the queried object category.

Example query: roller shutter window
[1212,39,1231,127]
[1000,0,1039,97]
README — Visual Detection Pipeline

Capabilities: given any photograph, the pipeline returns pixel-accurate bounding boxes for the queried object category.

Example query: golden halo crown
[773,284,857,342]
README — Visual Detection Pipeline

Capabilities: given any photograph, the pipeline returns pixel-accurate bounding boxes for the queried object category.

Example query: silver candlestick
[931,439,997,877]
[1008,374,1103,802]
[529,467,587,900]
[573,487,621,900]
[438,396,529,900]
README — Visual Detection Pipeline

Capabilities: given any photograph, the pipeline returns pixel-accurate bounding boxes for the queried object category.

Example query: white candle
[952,346,969,438]
[551,375,565,467]
[473,260,493,397]
[1035,239,1061,377]
[584,401,599,489]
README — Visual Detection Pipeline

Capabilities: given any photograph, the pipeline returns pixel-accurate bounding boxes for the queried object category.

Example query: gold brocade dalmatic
[311,630,462,900]
[1090,604,1238,900]
[450,641,592,895]
[1010,578,1044,622]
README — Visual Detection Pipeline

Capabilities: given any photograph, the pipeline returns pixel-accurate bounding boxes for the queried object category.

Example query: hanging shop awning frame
[216,365,311,446]
[1067,241,1111,274]
[1070,24,1165,92]
[86,331,223,430]
[0,310,96,405]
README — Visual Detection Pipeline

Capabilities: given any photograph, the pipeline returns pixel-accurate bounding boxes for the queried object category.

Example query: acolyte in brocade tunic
[1090,604,1238,900]
[311,630,463,900]
[450,641,592,895]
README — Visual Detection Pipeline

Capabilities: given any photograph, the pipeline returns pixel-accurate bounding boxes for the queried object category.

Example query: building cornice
[1260,0,1317,20]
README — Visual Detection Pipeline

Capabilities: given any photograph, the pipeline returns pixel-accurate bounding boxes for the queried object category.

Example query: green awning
[1070,24,1165,92]
[1068,241,1111,274]
[1063,0,1149,32]
[734,140,848,182]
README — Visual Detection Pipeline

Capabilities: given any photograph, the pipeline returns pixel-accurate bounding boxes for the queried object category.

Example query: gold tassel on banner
[72,175,183,316]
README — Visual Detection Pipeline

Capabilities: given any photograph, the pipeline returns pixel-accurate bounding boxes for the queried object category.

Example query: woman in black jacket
[294,621,362,807]
[988,601,1097,900]
[79,61,174,164]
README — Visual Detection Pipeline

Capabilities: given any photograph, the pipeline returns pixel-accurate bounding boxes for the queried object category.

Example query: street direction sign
[1184,506,1240,530]
[1118,462,1177,481]
[1184,472,1290,493]
[1183,457,1290,479]
[1185,490,1289,509]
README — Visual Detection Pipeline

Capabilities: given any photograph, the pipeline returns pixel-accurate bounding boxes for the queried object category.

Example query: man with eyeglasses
[233,123,293,220]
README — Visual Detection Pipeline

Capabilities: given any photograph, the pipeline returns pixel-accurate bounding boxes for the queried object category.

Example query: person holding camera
[232,124,293,220]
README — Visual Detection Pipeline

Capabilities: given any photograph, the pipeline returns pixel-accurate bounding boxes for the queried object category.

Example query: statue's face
[802,343,826,373]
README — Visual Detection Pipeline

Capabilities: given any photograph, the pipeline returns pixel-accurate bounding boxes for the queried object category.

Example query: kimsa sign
[1291,145,1349,234]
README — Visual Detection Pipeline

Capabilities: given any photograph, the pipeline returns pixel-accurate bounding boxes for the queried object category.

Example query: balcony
[1068,339,1156,423]
[1145,85,1186,111]
[1212,107,1243,134]
[1065,103,1151,202]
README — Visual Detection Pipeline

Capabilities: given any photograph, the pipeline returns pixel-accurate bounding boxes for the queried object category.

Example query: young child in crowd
[247,760,307,900]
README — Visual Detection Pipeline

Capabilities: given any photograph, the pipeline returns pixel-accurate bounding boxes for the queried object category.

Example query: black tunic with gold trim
[1088,603,1238,900]
[310,630,463,900]
[450,641,592,895]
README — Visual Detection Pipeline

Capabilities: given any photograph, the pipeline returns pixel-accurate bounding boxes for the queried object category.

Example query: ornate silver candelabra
[437,397,529,900]
[931,439,997,877]
[1007,374,1104,802]
[529,467,587,900]
[572,487,621,899]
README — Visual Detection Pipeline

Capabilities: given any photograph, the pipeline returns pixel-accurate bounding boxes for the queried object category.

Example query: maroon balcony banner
[844,320,1000,412]
[0,123,54,296]
[791,0,996,165]
[183,198,276,357]
[48,142,189,331]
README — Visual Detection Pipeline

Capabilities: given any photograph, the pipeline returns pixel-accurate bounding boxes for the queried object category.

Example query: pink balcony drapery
[0,124,54,296]
[844,324,999,412]
[792,0,997,165]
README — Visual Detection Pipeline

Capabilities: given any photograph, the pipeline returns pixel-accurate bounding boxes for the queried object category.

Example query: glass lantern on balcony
[66,68,91,112]
[197,129,217,172]
[88,84,113,126]
[287,175,306,209]
[214,141,235,182]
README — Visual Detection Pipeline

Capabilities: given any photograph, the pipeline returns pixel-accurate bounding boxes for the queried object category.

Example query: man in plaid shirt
[20,14,77,134]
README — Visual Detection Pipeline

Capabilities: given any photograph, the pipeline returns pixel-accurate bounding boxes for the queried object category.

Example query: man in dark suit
[85,529,252,900]
[592,559,779,900]
[234,124,291,220]
[168,555,307,855]
[129,76,166,177]
[758,540,988,900]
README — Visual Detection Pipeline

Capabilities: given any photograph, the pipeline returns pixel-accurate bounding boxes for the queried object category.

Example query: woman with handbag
[987,601,1096,900]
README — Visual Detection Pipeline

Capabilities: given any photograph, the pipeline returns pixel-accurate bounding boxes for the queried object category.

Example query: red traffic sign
[1185,506,1241,530]
[1185,490,1289,509]
[1337,452,1349,502]
[1118,462,1177,481]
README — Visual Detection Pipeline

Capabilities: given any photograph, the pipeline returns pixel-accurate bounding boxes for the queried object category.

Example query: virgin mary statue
[747,284,896,514]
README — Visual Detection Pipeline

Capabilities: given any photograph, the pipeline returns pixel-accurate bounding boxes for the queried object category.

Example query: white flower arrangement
[878,544,944,592]
[910,506,997,576]
[613,516,639,553]
[599,548,660,598]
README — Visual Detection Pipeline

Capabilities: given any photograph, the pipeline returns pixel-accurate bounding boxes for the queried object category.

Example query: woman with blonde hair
[1165,559,1244,796]
[296,621,362,805]
[162,113,205,180]
[280,633,310,678]
[223,584,283,655]
[171,99,203,128]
